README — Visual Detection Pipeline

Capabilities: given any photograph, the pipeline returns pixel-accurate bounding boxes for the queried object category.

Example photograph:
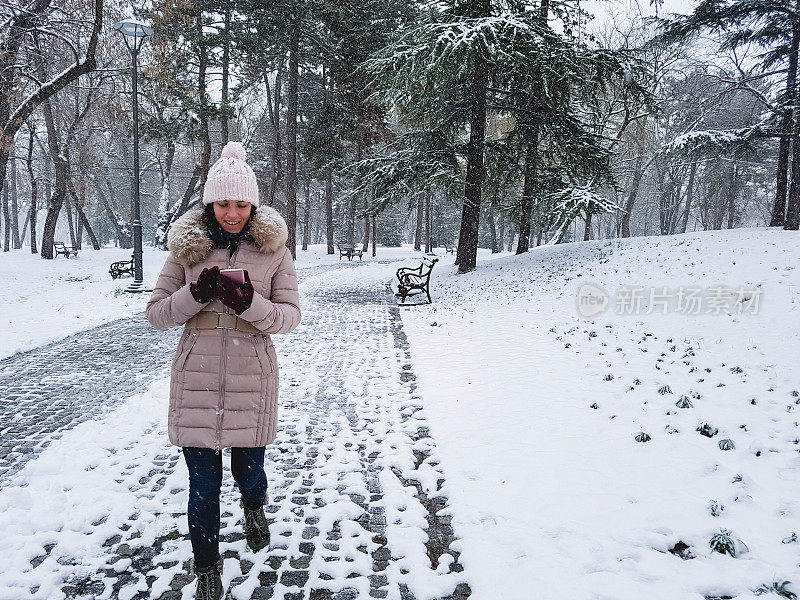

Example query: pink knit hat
[202,141,259,206]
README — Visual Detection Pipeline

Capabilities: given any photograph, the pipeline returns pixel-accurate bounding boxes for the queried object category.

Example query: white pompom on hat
[202,141,260,206]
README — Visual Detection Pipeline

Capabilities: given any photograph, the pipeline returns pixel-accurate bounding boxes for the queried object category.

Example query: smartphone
[220,268,246,285]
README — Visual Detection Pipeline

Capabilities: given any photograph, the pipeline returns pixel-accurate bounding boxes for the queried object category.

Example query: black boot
[194,557,223,600]
[240,498,271,552]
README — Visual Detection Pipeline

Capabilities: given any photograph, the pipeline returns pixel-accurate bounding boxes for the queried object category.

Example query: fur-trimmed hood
[167,205,289,266]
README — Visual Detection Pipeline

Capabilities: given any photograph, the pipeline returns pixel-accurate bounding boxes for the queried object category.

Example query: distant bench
[337,243,363,261]
[110,253,135,279]
[53,241,78,258]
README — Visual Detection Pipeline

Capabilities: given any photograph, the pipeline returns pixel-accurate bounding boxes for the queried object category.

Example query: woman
[146,141,301,600]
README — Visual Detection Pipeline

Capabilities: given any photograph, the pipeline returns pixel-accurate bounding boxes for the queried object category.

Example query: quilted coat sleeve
[146,252,209,331]
[238,246,302,334]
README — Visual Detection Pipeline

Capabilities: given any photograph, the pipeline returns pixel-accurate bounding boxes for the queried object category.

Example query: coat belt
[186,311,261,334]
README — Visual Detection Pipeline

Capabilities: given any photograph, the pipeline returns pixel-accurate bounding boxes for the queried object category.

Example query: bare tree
[0,0,104,205]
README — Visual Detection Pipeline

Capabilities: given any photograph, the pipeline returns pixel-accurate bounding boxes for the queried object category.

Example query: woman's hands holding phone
[217,269,254,315]
[190,266,220,303]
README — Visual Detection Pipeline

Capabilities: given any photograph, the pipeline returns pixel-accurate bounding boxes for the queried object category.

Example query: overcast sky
[581,0,697,34]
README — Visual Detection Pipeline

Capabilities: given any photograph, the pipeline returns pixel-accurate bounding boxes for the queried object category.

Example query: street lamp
[114,18,153,293]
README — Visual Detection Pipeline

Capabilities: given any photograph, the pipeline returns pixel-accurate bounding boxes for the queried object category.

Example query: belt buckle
[217,313,238,329]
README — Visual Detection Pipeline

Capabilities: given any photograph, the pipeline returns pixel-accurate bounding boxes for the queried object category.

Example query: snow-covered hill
[397,228,800,600]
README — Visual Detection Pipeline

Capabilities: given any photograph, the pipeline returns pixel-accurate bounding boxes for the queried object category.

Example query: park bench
[53,241,78,258]
[442,243,455,255]
[337,243,364,261]
[395,255,438,305]
[110,253,135,279]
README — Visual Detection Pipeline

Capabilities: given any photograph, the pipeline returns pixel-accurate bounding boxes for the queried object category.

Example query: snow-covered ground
[1,228,798,600]
[0,247,164,359]
[396,228,800,600]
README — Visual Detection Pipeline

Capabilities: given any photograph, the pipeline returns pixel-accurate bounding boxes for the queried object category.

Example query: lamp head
[113,18,153,38]
[113,18,153,53]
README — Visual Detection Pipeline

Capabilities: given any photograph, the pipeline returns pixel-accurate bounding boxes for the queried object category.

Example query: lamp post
[114,18,153,293]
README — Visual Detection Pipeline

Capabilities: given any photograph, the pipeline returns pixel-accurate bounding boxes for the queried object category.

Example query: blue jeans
[182,447,268,569]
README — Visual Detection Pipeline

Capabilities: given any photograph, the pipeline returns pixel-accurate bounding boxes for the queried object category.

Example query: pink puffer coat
[146,205,301,451]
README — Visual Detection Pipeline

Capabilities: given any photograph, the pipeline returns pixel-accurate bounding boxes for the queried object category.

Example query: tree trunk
[2,179,9,251]
[712,170,727,231]
[371,214,376,257]
[220,7,231,144]
[323,167,333,254]
[195,12,212,205]
[69,178,99,249]
[772,19,800,227]
[497,210,505,251]
[63,182,77,247]
[425,188,431,253]
[27,126,37,253]
[787,123,800,230]
[40,90,67,260]
[21,211,29,242]
[10,155,21,248]
[154,139,175,249]
[517,132,537,253]
[456,45,488,272]
[285,13,299,256]
[76,204,83,248]
[774,136,793,227]
[303,175,310,251]
[362,195,370,252]
[265,63,284,206]
[72,171,83,249]
[414,193,423,250]
[347,141,360,246]
[488,203,499,252]
[726,195,735,229]
[584,212,592,241]
[95,177,131,247]
[347,196,356,246]
[727,165,737,229]
[175,165,203,219]
[680,161,697,233]
[41,162,67,259]
[659,167,682,235]
[621,152,646,238]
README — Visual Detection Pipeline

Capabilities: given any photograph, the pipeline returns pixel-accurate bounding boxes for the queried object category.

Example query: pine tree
[656,0,800,230]
[361,1,630,265]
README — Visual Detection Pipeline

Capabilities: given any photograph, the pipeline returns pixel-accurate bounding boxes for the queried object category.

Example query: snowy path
[0,261,375,481]
[0,314,180,481]
[0,260,471,600]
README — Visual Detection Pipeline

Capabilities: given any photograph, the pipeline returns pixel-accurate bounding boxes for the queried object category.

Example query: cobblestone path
[3,260,472,600]
[0,261,375,482]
